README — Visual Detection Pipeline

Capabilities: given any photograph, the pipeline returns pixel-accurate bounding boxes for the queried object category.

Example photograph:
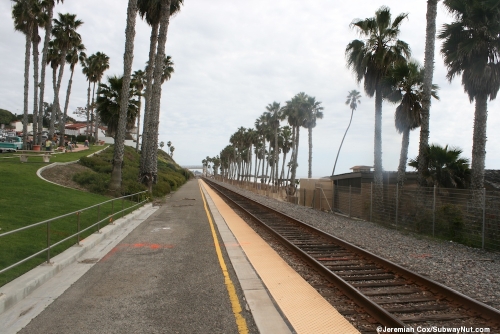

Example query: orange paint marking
[100,243,174,261]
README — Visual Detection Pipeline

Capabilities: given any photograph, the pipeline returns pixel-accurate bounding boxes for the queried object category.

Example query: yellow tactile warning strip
[200,181,360,334]
[199,183,249,334]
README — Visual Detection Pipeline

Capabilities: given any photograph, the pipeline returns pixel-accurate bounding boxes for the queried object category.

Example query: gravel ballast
[214,180,500,311]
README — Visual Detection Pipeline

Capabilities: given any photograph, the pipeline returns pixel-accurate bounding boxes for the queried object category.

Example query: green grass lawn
[0,144,142,286]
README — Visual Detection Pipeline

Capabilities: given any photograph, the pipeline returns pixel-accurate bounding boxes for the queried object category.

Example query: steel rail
[204,178,500,327]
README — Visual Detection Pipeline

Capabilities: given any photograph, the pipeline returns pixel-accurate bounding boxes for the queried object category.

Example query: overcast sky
[1,1,499,178]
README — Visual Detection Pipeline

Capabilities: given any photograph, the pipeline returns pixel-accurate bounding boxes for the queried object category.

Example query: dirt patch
[41,163,92,191]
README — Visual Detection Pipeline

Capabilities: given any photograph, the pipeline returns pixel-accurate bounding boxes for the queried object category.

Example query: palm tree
[418,0,440,186]
[138,0,183,190]
[279,125,292,184]
[12,0,39,149]
[96,75,139,140]
[110,0,139,194]
[37,0,64,145]
[169,145,175,157]
[46,40,61,137]
[346,6,410,200]
[141,55,174,162]
[303,96,323,178]
[132,69,145,151]
[60,41,86,143]
[439,0,500,190]
[265,102,283,186]
[409,144,470,189]
[282,92,308,194]
[51,13,83,144]
[30,2,47,146]
[332,90,361,177]
[385,61,439,188]
[92,52,110,141]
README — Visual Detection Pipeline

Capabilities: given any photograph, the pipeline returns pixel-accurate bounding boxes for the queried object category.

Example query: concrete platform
[0,179,359,333]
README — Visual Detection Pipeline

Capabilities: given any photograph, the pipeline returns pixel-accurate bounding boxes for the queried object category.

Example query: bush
[72,171,110,194]
[436,204,465,242]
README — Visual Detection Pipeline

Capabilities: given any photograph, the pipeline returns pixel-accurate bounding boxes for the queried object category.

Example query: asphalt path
[19,179,258,334]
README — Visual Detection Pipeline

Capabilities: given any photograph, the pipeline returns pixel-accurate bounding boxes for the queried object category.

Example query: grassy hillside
[75,145,193,196]
[0,145,192,286]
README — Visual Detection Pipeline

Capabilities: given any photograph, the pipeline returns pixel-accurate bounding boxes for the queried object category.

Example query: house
[65,123,88,136]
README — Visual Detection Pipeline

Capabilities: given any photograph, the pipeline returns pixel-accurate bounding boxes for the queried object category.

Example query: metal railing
[0,191,148,277]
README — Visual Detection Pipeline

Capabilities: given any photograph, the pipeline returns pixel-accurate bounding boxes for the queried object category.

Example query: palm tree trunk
[374,87,384,211]
[332,109,354,176]
[86,81,91,140]
[308,125,312,178]
[38,4,54,145]
[280,151,287,180]
[22,30,32,150]
[56,50,68,142]
[146,0,172,190]
[135,96,142,152]
[110,0,139,194]
[49,66,57,138]
[471,94,488,190]
[290,126,300,195]
[418,0,439,186]
[32,26,40,147]
[397,128,410,188]
[94,80,103,141]
[140,21,159,173]
[90,82,96,140]
[61,67,76,146]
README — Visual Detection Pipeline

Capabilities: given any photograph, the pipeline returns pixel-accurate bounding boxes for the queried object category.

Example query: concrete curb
[0,203,152,315]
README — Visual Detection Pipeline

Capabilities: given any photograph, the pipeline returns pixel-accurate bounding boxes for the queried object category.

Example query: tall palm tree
[61,42,86,143]
[346,6,410,199]
[110,0,139,194]
[169,145,174,157]
[265,102,283,186]
[279,125,292,183]
[132,69,145,152]
[81,53,95,140]
[332,90,361,177]
[385,61,439,188]
[51,13,83,143]
[96,75,139,139]
[418,0,440,186]
[12,0,39,148]
[30,2,47,146]
[37,0,63,145]
[92,52,110,141]
[303,96,324,178]
[439,0,500,190]
[46,40,61,137]
[282,92,308,194]
[409,144,470,189]
[141,55,174,156]
[138,0,183,190]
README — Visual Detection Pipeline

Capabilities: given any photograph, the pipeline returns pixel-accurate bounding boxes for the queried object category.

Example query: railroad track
[204,178,500,332]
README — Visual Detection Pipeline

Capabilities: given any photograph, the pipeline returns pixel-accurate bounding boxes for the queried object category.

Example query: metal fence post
[77,211,81,245]
[482,188,486,249]
[122,197,125,218]
[47,221,51,264]
[111,200,114,224]
[370,182,373,222]
[97,204,101,233]
[395,184,399,228]
[433,185,436,237]
[349,185,352,218]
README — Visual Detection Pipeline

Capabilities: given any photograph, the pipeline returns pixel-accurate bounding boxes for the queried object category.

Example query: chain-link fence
[213,176,500,251]
[301,182,500,251]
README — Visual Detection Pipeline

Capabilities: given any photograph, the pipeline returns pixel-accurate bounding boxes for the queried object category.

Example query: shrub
[72,171,110,194]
